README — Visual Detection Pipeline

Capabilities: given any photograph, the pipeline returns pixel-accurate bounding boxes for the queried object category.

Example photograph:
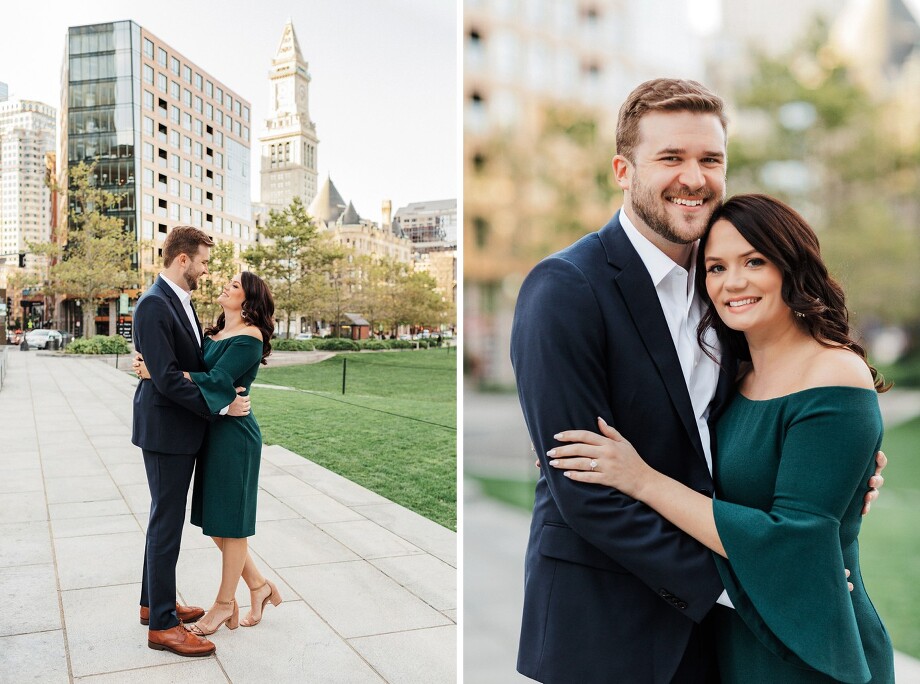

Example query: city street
[0,348,456,683]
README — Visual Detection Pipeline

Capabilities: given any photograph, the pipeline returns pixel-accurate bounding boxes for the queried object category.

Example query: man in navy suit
[132,226,249,657]
[511,79,883,682]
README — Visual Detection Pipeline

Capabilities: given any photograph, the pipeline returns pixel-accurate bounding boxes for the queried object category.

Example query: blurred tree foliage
[469,105,621,270]
[726,19,920,333]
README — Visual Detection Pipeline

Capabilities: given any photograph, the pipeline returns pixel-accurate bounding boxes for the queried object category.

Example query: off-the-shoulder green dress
[188,335,263,538]
[712,386,894,683]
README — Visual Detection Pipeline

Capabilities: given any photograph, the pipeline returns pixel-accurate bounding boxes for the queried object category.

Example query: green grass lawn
[472,417,920,659]
[252,349,457,529]
[859,415,920,659]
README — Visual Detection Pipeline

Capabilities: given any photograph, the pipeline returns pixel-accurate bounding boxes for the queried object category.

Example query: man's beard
[631,175,720,245]
[184,270,200,291]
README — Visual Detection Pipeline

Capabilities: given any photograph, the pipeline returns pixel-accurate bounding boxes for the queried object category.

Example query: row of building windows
[142,90,249,141]
[141,170,223,208]
[142,116,225,155]
[142,37,249,123]
[141,215,248,239]
[267,140,316,169]
[141,143,225,180]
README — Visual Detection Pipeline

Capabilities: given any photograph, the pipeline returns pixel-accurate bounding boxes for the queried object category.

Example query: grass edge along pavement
[252,348,457,530]
[470,414,920,660]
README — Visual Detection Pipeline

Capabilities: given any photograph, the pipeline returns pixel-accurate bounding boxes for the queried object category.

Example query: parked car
[24,329,64,349]
[295,332,313,340]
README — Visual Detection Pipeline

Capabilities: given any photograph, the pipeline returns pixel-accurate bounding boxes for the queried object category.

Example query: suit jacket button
[677,601,688,609]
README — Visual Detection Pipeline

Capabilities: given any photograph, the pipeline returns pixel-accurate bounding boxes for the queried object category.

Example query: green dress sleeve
[188,336,262,415]
[712,389,882,684]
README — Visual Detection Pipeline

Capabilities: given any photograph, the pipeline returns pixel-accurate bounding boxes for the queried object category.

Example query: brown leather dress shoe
[140,603,205,626]
[147,623,215,657]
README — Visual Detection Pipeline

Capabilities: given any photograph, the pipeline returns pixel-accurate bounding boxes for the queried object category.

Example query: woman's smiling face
[704,219,790,334]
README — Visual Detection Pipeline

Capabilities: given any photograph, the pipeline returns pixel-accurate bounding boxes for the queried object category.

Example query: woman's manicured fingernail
[547,449,556,457]
[549,460,558,466]
[563,471,571,478]
[553,433,562,440]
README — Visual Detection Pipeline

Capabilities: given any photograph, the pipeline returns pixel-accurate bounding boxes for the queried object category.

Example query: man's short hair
[616,78,727,162]
[162,226,214,267]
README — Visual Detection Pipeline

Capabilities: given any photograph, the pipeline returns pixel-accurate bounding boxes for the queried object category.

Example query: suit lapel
[155,276,203,354]
[600,214,707,465]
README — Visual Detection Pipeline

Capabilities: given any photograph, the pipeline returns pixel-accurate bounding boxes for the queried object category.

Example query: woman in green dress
[548,194,895,683]
[140,271,282,634]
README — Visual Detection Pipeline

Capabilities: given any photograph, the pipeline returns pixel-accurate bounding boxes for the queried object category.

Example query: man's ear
[612,155,631,191]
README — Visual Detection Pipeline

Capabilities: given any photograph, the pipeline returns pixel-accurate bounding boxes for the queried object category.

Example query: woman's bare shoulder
[240,327,264,342]
[803,346,874,391]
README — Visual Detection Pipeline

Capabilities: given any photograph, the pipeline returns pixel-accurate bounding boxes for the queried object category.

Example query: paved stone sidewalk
[0,349,456,683]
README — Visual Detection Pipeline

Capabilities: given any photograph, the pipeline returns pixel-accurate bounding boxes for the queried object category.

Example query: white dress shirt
[620,211,733,608]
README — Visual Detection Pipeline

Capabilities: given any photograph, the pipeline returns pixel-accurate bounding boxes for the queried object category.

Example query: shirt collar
[160,273,191,305]
[619,210,699,290]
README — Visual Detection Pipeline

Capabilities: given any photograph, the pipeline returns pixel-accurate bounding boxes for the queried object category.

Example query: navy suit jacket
[131,276,211,455]
[511,212,735,683]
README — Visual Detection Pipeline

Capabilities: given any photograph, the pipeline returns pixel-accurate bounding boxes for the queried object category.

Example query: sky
[0,0,458,223]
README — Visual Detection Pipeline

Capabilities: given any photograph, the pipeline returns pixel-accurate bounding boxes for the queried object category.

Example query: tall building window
[169,56,180,75]
[206,103,213,120]
[143,91,154,111]
[194,73,202,90]
[170,81,180,99]
[183,65,192,83]
[205,80,213,98]
[157,47,167,66]
[183,89,191,107]
[194,96,202,113]
[143,64,154,84]
[170,106,180,124]
[143,38,154,58]
[270,145,275,166]
[157,73,167,92]
[169,129,179,147]
[143,116,154,136]
[284,142,290,162]
[215,87,223,104]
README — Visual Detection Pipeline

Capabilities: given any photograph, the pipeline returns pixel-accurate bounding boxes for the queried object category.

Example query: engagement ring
[590,460,597,471]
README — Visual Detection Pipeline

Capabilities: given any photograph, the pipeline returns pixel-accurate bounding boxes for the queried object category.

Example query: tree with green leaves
[34,162,136,335]
[243,196,335,337]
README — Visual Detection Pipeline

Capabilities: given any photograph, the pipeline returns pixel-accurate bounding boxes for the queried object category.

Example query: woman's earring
[241,309,248,320]
[794,311,805,319]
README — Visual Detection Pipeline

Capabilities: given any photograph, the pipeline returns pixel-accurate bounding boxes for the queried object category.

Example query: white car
[295,332,313,340]
[25,329,64,349]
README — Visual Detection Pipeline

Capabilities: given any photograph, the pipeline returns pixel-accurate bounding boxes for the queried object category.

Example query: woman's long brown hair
[696,194,889,392]
[204,271,275,364]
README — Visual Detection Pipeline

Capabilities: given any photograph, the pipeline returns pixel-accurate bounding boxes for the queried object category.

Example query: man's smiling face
[620,110,727,246]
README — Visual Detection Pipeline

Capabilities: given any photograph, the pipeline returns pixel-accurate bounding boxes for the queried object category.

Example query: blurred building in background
[464,0,707,386]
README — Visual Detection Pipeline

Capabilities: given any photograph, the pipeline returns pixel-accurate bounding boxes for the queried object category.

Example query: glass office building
[61,21,253,333]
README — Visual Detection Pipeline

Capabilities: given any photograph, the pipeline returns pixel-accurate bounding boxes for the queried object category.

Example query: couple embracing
[132,227,282,656]
[512,80,895,682]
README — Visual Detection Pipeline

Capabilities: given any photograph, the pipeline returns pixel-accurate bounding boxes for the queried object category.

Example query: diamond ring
[590,460,598,471]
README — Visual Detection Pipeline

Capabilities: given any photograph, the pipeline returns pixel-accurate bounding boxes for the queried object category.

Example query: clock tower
[259,20,319,210]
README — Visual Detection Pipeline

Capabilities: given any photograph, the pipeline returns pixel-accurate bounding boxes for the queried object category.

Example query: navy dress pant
[140,449,196,630]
